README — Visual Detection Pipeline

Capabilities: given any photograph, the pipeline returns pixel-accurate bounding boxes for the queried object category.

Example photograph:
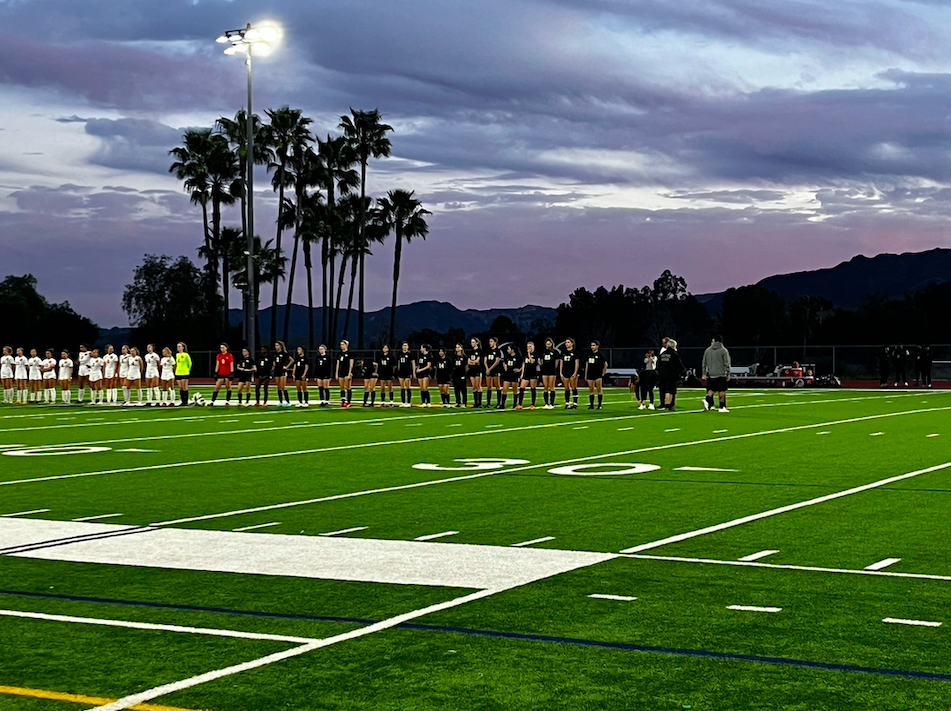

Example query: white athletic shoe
[648,404,655,410]
[702,399,712,411]
[638,403,645,410]
[718,407,729,413]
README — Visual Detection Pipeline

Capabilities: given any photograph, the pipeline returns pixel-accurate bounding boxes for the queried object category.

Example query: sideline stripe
[0,609,317,644]
[512,536,556,548]
[232,522,281,532]
[0,508,50,517]
[739,550,780,562]
[728,605,782,613]
[619,462,951,554]
[589,594,637,602]
[0,686,200,711]
[73,513,124,522]
[414,530,459,541]
[320,526,368,536]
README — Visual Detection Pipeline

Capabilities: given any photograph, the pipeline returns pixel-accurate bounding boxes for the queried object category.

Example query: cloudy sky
[2,0,951,327]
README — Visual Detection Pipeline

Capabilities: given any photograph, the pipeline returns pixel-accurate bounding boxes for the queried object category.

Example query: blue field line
[2,588,950,683]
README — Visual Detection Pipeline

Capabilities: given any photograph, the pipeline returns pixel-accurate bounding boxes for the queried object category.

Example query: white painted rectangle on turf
[738,550,779,562]
[414,531,458,541]
[883,617,942,628]
[865,558,901,571]
[320,526,368,537]
[588,594,636,602]
[727,605,782,613]
[511,536,555,548]
[3,518,615,590]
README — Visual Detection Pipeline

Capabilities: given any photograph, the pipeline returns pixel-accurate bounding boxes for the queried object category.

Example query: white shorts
[43,372,57,381]
[104,368,117,379]
[58,375,71,382]
[29,372,42,381]
[15,368,27,380]
[1,367,13,379]
[161,374,175,382]
[119,368,129,379]
[145,368,160,379]
[127,374,141,382]
[78,366,90,376]
[88,373,102,383]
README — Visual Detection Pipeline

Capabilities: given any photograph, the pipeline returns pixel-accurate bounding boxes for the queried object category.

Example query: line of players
[211,337,609,410]
[1,343,194,406]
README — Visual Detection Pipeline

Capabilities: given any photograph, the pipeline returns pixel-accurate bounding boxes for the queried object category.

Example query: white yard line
[72,513,124,522]
[0,609,317,644]
[320,526,368,536]
[150,405,951,527]
[883,617,942,628]
[728,605,782,613]
[512,536,555,548]
[232,522,281,532]
[1,509,50,517]
[675,466,737,472]
[588,594,637,602]
[624,553,951,583]
[619,462,951,554]
[738,549,780,562]
[414,531,459,541]
[866,557,901,571]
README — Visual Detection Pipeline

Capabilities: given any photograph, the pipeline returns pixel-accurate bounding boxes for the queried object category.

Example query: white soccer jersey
[160,356,175,381]
[14,355,28,380]
[42,358,58,379]
[28,356,43,380]
[118,354,131,379]
[0,354,14,378]
[144,352,161,378]
[87,356,104,382]
[78,350,91,376]
[127,356,142,380]
[58,358,74,380]
[103,353,119,378]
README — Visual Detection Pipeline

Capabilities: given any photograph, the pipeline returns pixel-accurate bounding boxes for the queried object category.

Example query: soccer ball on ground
[192,393,207,407]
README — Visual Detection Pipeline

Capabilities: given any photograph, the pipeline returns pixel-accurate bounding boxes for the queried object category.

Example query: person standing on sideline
[212,343,235,406]
[468,338,484,408]
[920,345,933,388]
[1,346,14,404]
[377,344,396,406]
[878,346,891,388]
[657,338,685,411]
[560,338,580,409]
[175,342,192,405]
[585,341,608,410]
[451,343,469,407]
[702,335,732,413]
[638,349,657,410]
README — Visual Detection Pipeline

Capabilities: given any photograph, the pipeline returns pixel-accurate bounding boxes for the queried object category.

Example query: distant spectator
[879,346,890,388]
[702,335,731,413]
[893,345,909,387]
[657,338,685,411]
[919,345,933,388]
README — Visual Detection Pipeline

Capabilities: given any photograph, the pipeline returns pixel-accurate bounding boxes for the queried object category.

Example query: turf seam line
[0,526,158,557]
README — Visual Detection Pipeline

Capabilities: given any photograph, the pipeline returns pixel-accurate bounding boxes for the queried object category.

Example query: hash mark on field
[0,445,24,450]
[252,420,273,424]
[233,522,281,532]
[415,531,459,541]
[486,424,504,428]
[866,558,901,571]
[817,431,831,435]
[728,605,782,613]
[368,423,384,426]
[574,426,588,430]
[589,594,637,602]
[220,419,239,424]
[870,432,884,437]
[320,526,368,537]
[512,536,555,547]
[713,429,728,434]
[665,428,680,433]
[72,513,123,522]
[406,424,422,427]
[447,424,462,427]
[618,427,634,431]
[883,618,942,628]
[928,434,940,438]
[1,509,50,517]
[675,466,737,472]
[56,417,75,420]
[739,550,779,562]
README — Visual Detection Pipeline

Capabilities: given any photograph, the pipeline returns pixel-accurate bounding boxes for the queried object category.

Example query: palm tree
[281,145,320,344]
[261,106,313,344]
[342,203,386,342]
[314,135,359,343]
[216,110,268,250]
[297,191,327,350]
[229,236,287,344]
[377,190,431,343]
[169,129,213,273]
[339,109,393,348]
[332,194,364,341]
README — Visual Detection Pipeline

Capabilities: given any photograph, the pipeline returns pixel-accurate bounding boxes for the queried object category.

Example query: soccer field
[1,387,950,711]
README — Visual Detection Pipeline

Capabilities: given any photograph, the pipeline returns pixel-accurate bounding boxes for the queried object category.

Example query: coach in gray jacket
[702,335,731,412]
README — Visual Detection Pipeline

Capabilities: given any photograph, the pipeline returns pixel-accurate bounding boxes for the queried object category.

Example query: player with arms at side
[41,350,57,403]
[14,347,28,404]
[312,345,332,407]
[336,340,354,408]
[468,337,484,408]
[397,342,414,407]
[540,338,559,409]
[560,338,580,409]
[75,344,90,404]
[57,350,73,403]
[360,356,379,407]
[519,341,540,410]
[585,341,608,410]
[452,343,468,407]
[211,343,235,406]
[292,346,310,407]
[234,347,255,406]
[377,344,396,407]
[415,344,434,407]
[701,335,732,413]
[127,347,144,405]
[143,344,161,405]
[499,343,523,410]
[1,346,14,404]
[434,347,452,407]
[483,337,502,409]
[102,345,119,405]
[159,347,175,406]
[272,341,292,407]
[27,349,42,402]
[174,342,192,406]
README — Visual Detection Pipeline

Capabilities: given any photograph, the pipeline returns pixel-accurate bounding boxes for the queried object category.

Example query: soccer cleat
[718,407,729,413]
[529,405,535,410]
[638,403,646,410]
[702,399,712,411]
[515,405,522,410]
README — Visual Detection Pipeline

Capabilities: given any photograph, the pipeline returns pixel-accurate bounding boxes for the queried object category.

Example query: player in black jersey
[415,344,434,407]
[452,343,469,407]
[540,338,559,409]
[313,345,333,406]
[468,337,484,408]
[397,342,414,407]
[292,346,310,407]
[499,344,523,409]
[434,347,452,406]
[272,341,292,407]
[336,340,354,407]
[254,346,272,407]
[519,341,540,409]
[377,344,396,406]
[360,357,379,407]
[484,336,502,408]
[560,338,580,409]
[585,341,608,410]
[235,347,255,405]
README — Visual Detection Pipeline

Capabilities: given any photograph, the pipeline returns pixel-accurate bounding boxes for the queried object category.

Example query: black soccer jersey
[378,354,395,380]
[523,353,539,380]
[237,356,255,381]
[336,352,353,378]
[362,360,379,379]
[484,349,501,376]
[256,354,273,378]
[540,350,559,376]
[313,354,332,379]
[397,352,414,378]
[561,350,579,377]
[502,354,523,381]
[272,351,292,377]
[452,355,468,378]
[292,356,309,380]
[585,352,607,381]
[415,353,433,377]
[467,349,483,374]
[435,356,451,384]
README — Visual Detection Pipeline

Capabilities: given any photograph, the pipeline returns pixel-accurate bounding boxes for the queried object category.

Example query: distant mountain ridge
[697,248,951,314]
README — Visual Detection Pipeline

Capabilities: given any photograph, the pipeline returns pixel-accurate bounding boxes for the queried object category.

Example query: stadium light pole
[216,22,281,355]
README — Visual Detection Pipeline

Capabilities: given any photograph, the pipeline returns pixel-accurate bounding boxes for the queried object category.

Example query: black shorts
[236,372,253,383]
[436,372,451,386]
[216,373,232,381]
[707,376,728,392]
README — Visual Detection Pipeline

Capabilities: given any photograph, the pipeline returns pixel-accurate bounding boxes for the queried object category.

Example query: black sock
[371,392,376,404]
[572,389,578,404]
[565,391,570,403]
[485,390,492,407]
[211,392,218,403]
[181,389,188,405]
[589,394,595,407]
[598,394,603,408]
[226,390,231,402]
[364,392,369,404]
[304,391,309,403]
[348,389,353,403]
[518,388,525,406]
[500,393,507,408]
[530,388,537,406]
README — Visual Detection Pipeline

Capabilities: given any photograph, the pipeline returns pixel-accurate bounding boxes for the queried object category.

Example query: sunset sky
[2,0,951,326]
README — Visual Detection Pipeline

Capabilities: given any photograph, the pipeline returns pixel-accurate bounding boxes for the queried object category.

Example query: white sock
[123,386,130,403]
[137,388,143,402]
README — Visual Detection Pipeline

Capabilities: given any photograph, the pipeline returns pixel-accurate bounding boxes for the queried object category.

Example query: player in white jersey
[76,344,90,403]
[14,347,29,404]
[27,348,43,402]
[41,350,58,403]
[144,343,161,405]
[159,347,176,406]
[127,347,143,405]
[1,345,14,404]
[58,351,74,403]
[86,349,104,404]
[118,345,131,404]
[102,345,119,404]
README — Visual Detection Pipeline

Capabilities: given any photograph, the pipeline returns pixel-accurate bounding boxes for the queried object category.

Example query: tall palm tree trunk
[333,253,349,342]
[282,231,300,343]
[328,251,336,343]
[357,159,368,348]
[304,240,315,351]
[321,236,329,344]
[343,256,358,343]
[270,182,286,345]
[388,229,403,343]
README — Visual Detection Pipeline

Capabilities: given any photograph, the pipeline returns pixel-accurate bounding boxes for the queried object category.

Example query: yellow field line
[0,684,205,711]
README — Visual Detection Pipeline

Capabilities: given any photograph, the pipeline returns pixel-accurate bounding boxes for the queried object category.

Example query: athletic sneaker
[648,404,655,410]
[718,407,729,413]
[638,403,646,410]
[702,399,712,411]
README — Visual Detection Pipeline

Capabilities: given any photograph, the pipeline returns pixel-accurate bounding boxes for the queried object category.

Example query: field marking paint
[664,428,680,432]
[232,522,281,532]
[116,449,156,453]
[150,404,951,527]
[320,526,368,537]
[713,429,728,434]
[406,423,422,427]
[817,432,831,435]
[866,558,901,571]
[928,434,940,438]
[870,432,884,437]
[512,536,555,548]
[618,427,634,431]
[448,424,462,427]
[72,513,124,522]
[624,553,951,583]
[573,426,588,430]
[728,605,782,613]
[87,588,501,711]
[0,685,200,711]
[252,420,274,424]
[550,463,661,477]
[0,444,24,449]
[1,509,50,517]
[588,594,636,602]
[619,461,951,554]
[739,550,780,562]
[486,424,504,428]
[414,531,459,541]
[0,609,317,644]
[883,617,942,628]
[0,410,275,434]
[675,466,737,472]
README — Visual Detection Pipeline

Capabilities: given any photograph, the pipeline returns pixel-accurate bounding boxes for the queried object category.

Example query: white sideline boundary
[619,462,951,553]
[152,404,951,527]
[623,553,951,583]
